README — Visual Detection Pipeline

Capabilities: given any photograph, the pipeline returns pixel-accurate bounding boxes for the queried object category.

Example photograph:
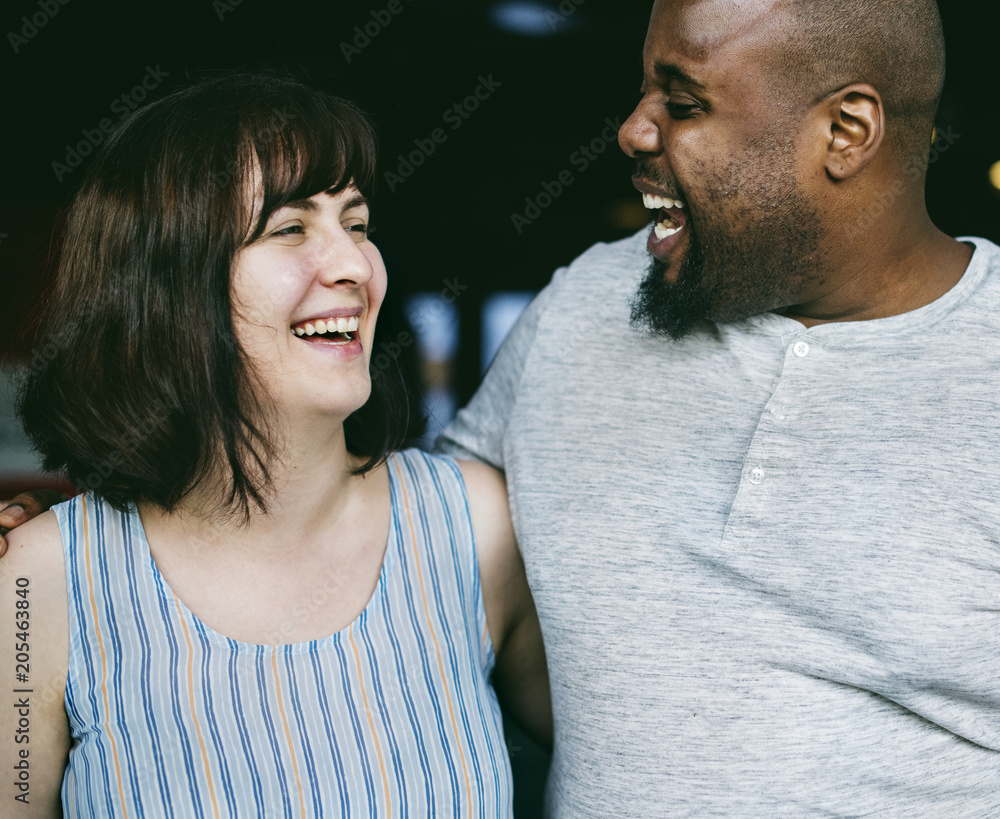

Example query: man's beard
[630,154,825,340]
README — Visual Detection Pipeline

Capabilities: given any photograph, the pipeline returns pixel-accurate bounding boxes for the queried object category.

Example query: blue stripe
[393,459,462,811]
[335,636,377,814]
[254,645,293,818]
[282,647,323,815]
[421,455,489,805]
[122,511,174,818]
[227,640,267,813]
[193,620,238,816]
[379,578,437,814]
[70,500,116,815]
[308,649,351,815]
[358,616,409,814]
[149,547,202,816]
[95,505,144,818]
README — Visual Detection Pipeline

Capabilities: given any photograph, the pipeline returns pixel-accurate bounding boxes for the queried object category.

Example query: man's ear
[822,83,884,180]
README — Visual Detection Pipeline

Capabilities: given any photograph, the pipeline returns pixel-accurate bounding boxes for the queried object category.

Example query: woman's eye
[346,223,372,240]
[272,224,304,237]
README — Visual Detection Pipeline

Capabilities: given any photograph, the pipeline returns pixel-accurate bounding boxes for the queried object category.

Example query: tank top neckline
[122,451,403,654]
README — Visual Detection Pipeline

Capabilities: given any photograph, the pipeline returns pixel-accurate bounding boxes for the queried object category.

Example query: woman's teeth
[292,315,360,337]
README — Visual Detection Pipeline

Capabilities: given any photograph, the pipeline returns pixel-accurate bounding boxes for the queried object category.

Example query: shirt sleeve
[433,267,566,470]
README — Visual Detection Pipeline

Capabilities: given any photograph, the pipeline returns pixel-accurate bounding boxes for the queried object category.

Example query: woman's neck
[141,418,379,558]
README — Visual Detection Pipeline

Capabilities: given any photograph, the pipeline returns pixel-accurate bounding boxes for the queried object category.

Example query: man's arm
[458,459,552,750]
[0,510,71,816]
[0,492,68,557]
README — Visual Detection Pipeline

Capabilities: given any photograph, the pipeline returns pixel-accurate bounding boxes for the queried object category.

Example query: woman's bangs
[250,99,376,239]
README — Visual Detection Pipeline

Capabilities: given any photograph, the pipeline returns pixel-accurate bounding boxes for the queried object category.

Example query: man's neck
[780,219,973,328]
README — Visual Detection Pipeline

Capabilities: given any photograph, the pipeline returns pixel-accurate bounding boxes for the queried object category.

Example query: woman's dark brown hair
[19,71,420,517]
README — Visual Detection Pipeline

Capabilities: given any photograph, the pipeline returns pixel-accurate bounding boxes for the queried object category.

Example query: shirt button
[792,341,810,358]
[748,466,765,485]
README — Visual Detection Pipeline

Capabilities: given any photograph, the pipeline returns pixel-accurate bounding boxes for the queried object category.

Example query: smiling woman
[4,72,549,817]
[20,73,409,514]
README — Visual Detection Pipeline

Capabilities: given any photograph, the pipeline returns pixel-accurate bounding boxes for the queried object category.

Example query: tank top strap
[385,448,495,678]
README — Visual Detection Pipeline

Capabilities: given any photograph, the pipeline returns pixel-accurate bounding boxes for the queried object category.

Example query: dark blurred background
[2,1,999,812]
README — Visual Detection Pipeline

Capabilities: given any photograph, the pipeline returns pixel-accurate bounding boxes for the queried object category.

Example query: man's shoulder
[557,228,649,284]
[535,228,649,320]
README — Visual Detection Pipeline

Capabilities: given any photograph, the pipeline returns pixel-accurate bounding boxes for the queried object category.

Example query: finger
[8,490,67,518]
[0,529,8,558]
[0,503,26,527]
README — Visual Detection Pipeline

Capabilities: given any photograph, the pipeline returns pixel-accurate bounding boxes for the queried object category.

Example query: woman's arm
[0,511,71,816]
[457,460,552,751]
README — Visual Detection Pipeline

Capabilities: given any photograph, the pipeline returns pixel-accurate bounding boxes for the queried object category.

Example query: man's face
[620,0,828,339]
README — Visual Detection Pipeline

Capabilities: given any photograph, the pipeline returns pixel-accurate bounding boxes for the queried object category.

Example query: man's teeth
[642,192,685,210]
[654,223,681,239]
[293,315,360,337]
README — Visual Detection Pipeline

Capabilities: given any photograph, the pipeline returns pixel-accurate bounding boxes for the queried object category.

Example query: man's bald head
[767,0,945,165]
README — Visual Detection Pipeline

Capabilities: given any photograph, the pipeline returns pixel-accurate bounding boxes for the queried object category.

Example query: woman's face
[230,183,387,425]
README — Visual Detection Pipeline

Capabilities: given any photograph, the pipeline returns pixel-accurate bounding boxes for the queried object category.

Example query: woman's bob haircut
[19,71,419,518]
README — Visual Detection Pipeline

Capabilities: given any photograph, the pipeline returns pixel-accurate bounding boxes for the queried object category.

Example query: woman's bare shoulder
[4,509,65,571]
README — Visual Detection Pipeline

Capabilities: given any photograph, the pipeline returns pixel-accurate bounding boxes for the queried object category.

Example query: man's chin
[629,257,712,341]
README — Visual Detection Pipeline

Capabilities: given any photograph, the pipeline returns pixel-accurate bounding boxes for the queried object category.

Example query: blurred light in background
[481,291,536,373]
[989,160,1000,192]
[405,293,461,445]
[0,365,64,497]
[489,1,567,36]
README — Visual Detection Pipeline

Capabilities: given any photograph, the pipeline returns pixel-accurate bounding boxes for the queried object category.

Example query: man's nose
[619,99,663,158]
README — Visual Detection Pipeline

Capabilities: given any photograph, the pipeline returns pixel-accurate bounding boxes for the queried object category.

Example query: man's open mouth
[641,192,689,262]
[642,192,688,239]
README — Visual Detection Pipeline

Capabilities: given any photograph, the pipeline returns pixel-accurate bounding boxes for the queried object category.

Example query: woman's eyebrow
[278,193,368,213]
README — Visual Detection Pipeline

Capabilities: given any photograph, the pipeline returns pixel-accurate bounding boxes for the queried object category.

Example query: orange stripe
[173,598,221,818]
[392,460,473,808]
[270,650,307,817]
[81,496,130,818]
[349,629,392,815]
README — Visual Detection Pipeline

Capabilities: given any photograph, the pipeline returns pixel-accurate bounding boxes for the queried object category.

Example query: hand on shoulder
[0,490,68,557]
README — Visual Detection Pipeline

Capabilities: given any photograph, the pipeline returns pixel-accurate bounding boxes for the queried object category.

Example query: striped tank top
[54,449,513,817]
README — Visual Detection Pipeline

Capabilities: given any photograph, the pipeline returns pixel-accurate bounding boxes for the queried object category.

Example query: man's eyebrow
[653,61,706,90]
